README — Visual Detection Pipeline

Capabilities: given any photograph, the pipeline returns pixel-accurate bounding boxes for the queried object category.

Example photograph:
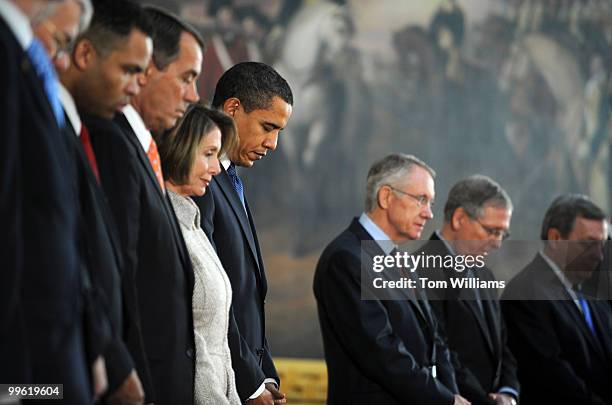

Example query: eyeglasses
[40,20,74,62]
[387,185,435,209]
[470,216,511,240]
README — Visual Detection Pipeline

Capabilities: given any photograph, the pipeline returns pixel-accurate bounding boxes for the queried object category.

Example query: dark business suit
[63,118,138,393]
[0,18,89,403]
[584,236,612,307]
[194,166,278,401]
[418,233,519,405]
[502,253,612,405]
[313,218,458,404]
[87,113,195,405]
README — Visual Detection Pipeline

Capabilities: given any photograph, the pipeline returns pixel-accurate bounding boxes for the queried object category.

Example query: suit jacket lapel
[559,298,605,358]
[349,219,430,325]
[115,113,192,278]
[214,167,261,274]
[244,198,267,294]
[589,302,612,363]
[539,259,606,357]
[115,114,166,201]
[428,233,498,356]
[462,295,496,356]
[481,291,503,363]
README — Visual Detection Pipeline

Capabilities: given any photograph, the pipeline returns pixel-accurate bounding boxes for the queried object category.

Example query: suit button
[186,348,193,359]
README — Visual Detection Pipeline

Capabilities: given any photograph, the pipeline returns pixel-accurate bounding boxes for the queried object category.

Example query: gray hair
[443,174,512,222]
[365,153,435,213]
[32,0,93,35]
[74,0,93,34]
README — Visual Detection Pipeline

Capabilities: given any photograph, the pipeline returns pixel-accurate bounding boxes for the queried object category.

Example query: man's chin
[235,159,254,168]
[164,117,179,131]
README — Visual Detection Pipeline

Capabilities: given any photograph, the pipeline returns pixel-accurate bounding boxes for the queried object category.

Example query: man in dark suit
[313,153,470,405]
[502,194,612,405]
[418,175,519,405]
[193,62,293,405]
[0,0,89,402]
[48,0,153,402]
[87,6,204,404]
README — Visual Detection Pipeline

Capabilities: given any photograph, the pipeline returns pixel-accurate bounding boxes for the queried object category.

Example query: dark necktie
[466,268,485,317]
[226,163,246,209]
[79,125,100,183]
[26,39,65,128]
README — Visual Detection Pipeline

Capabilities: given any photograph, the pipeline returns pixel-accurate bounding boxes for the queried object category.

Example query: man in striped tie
[193,62,294,405]
[502,194,612,405]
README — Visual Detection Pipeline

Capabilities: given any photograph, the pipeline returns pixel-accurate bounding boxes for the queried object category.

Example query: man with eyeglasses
[502,194,612,405]
[314,153,470,405]
[31,0,87,71]
[416,175,519,405]
[1,0,89,403]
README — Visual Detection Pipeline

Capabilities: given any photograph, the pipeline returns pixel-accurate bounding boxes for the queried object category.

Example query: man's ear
[138,60,156,87]
[72,39,95,71]
[547,228,562,241]
[223,97,241,117]
[451,207,468,231]
[377,186,392,210]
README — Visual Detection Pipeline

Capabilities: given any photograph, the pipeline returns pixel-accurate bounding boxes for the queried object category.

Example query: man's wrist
[248,382,265,400]
[499,393,517,405]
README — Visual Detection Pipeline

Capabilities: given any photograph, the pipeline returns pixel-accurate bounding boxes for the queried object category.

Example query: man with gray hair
[314,153,470,404]
[1,0,89,402]
[32,0,92,71]
[417,175,520,405]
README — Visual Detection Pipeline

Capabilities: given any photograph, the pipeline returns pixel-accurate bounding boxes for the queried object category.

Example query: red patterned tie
[147,138,165,192]
[80,124,100,183]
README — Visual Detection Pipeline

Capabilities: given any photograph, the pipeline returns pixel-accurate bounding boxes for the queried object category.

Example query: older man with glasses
[0,0,93,403]
[314,153,469,405]
[32,0,92,70]
[416,175,520,405]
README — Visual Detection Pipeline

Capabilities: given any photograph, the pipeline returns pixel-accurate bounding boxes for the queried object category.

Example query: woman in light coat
[158,103,241,405]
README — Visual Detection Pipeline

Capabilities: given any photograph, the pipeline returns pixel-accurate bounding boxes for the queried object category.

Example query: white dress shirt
[358,212,396,254]
[122,104,152,152]
[0,0,33,50]
[58,84,81,136]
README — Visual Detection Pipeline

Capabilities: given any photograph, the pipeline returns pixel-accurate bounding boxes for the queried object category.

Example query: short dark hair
[211,62,293,112]
[444,175,512,222]
[142,6,205,70]
[541,194,606,240]
[80,0,150,56]
[158,103,238,185]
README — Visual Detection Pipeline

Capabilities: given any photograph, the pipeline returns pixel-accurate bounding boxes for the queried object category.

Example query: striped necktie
[226,163,245,209]
[26,39,65,128]
[146,138,165,192]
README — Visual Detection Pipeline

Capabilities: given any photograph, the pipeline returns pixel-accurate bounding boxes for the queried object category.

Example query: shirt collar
[221,156,231,170]
[122,104,151,152]
[0,1,33,50]
[57,84,81,135]
[358,212,395,255]
[540,250,579,301]
[435,230,457,255]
